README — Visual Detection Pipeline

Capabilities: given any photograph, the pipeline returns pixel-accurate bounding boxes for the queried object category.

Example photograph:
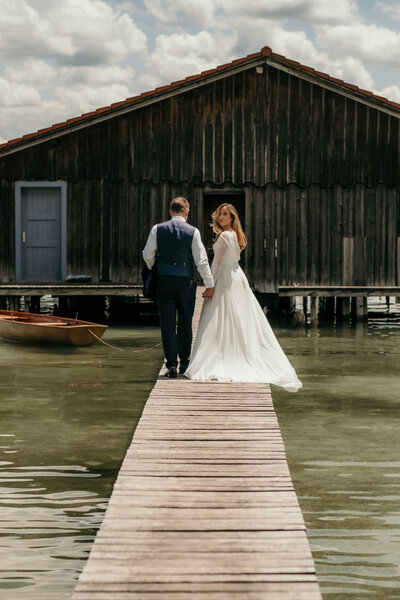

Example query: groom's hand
[203,287,215,300]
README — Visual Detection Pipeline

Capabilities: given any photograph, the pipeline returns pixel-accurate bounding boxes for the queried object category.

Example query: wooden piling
[310,296,318,325]
[356,297,368,320]
[25,295,41,313]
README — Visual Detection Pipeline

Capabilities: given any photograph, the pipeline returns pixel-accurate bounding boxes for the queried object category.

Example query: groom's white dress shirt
[143,216,214,289]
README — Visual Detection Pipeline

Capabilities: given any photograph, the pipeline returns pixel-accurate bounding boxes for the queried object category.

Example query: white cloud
[115,1,139,15]
[323,57,375,89]
[143,0,216,27]
[0,0,147,65]
[217,0,359,25]
[167,15,373,91]
[140,30,237,88]
[376,84,400,102]
[60,64,135,87]
[260,26,374,88]
[5,58,57,89]
[225,17,376,89]
[219,16,315,61]
[138,0,370,96]
[0,97,70,143]
[0,78,41,108]
[0,78,134,144]
[54,82,133,114]
[0,0,147,141]
[143,0,359,28]
[375,1,400,20]
[315,23,400,70]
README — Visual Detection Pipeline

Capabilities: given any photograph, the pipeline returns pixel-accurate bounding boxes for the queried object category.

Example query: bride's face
[217,207,232,229]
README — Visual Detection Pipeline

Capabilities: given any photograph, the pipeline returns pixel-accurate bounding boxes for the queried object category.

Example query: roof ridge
[1,45,399,151]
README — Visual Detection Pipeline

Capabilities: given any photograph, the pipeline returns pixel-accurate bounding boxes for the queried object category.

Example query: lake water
[0,327,163,599]
[273,304,400,600]
[0,303,399,599]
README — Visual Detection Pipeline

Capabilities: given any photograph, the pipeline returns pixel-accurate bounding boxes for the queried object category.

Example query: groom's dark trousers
[156,276,197,369]
[155,218,197,370]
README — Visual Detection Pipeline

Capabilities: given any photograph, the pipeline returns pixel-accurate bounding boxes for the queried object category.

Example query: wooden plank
[0,284,142,296]
[113,477,295,492]
[343,236,354,285]
[72,582,322,600]
[72,590,320,600]
[72,289,321,599]
[287,184,297,284]
[243,70,255,182]
[398,237,400,289]
[98,518,306,533]
[278,285,400,296]
[77,571,317,584]
[73,577,323,597]
[106,491,300,507]
[130,432,285,441]
[80,556,317,575]
[233,73,244,183]
[222,77,233,183]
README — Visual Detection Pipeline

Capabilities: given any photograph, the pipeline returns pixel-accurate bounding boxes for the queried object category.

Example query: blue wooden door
[20,187,62,281]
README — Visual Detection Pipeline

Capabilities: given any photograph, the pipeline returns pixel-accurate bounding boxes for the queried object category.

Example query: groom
[143,196,215,378]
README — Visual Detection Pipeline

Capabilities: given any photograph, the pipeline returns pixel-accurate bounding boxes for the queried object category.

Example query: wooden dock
[72,292,321,600]
[0,284,142,296]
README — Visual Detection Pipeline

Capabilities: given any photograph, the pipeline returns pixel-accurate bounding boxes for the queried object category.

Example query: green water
[0,315,399,599]
[0,327,163,599]
[273,318,400,600]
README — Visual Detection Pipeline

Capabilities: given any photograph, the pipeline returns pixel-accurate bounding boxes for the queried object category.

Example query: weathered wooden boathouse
[0,45,399,318]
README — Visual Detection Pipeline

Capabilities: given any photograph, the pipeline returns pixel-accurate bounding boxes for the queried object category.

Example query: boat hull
[0,310,107,346]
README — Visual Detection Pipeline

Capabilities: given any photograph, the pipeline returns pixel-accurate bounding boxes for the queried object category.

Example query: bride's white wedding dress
[185,230,302,392]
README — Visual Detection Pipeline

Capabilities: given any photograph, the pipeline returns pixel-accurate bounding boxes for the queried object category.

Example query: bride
[185,203,302,392]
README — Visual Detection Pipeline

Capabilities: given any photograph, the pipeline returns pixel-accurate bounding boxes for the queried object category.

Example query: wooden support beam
[336,297,343,321]
[25,296,41,313]
[310,296,318,325]
[342,297,351,319]
[356,296,368,320]
[325,296,335,321]
[0,284,142,297]
[8,296,21,311]
[278,286,400,297]
[303,296,308,319]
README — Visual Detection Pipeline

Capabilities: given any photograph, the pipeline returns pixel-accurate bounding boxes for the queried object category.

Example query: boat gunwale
[0,309,108,329]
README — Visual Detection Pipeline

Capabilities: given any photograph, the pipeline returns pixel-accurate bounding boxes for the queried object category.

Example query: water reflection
[0,327,162,599]
[273,308,400,600]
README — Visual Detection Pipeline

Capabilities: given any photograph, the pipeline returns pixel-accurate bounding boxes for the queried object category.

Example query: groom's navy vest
[156,219,196,279]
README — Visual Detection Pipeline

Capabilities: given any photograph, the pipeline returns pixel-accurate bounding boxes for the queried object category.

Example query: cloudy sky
[0,0,399,143]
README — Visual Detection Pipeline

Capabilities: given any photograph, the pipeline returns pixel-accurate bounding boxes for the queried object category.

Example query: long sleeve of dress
[211,232,230,282]
[191,229,214,288]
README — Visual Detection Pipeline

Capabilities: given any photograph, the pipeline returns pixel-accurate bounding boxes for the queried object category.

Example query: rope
[132,341,162,353]
[88,329,124,351]
[88,329,162,353]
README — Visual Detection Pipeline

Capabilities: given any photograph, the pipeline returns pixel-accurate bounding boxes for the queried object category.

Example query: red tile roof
[1,45,399,153]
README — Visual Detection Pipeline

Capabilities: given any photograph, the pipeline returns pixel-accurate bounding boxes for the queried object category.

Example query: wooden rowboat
[0,309,107,346]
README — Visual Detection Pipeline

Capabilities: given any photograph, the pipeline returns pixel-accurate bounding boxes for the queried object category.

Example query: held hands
[202,287,215,300]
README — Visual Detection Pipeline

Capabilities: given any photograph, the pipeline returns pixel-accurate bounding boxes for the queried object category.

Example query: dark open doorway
[202,192,246,262]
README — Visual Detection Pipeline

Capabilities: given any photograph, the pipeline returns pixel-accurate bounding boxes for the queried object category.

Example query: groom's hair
[170,196,189,214]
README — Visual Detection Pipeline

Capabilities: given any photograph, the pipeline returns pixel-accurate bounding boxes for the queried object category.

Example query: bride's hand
[203,287,215,300]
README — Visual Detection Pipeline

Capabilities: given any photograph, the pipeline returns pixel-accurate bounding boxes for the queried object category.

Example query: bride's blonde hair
[210,203,247,250]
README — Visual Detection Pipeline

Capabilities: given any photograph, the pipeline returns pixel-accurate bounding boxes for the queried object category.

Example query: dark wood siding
[0,63,399,290]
